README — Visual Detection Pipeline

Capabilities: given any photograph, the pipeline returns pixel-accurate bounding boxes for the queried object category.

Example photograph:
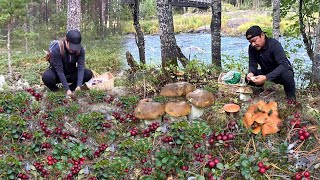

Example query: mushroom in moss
[223,103,240,118]
[186,89,215,120]
[236,86,253,101]
[160,82,195,97]
[165,101,191,117]
[134,99,165,122]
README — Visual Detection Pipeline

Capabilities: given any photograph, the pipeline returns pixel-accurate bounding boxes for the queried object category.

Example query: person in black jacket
[245,25,296,100]
[42,30,93,97]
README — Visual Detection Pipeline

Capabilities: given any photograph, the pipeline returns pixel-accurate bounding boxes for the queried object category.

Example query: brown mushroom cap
[186,89,215,107]
[223,103,240,113]
[160,82,195,97]
[134,100,165,120]
[165,101,191,117]
[236,86,253,94]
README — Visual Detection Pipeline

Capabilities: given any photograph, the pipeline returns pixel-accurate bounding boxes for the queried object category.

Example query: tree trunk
[272,0,281,41]
[131,0,146,64]
[101,0,106,32]
[211,0,222,68]
[106,0,110,28]
[23,22,28,54]
[311,0,320,87]
[67,0,81,31]
[7,21,12,80]
[299,0,314,61]
[156,0,179,70]
[56,0,62,12]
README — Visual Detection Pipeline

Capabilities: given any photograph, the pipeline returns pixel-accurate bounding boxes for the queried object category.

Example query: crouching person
[42,29,93,97]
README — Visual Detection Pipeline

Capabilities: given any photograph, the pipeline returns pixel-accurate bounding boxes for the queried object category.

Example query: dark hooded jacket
[49,41,85,91]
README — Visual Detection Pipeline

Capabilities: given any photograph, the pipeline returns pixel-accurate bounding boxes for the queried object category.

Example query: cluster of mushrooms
[243,100,282,136]
[134,82,215,121]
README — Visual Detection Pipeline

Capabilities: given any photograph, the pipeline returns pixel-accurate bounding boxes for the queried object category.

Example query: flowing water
[123,33,311,87]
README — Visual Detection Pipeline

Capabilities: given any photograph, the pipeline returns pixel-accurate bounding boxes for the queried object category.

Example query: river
[123,33,311,87]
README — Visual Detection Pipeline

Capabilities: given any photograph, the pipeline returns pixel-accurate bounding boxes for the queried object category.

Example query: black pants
[247,69,296,100]
[42,69,93,91]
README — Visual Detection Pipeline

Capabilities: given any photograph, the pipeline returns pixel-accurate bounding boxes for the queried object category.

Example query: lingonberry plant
[0,87,318,179]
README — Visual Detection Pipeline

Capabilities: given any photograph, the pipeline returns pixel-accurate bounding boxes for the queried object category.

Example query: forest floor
[0,68,319,180]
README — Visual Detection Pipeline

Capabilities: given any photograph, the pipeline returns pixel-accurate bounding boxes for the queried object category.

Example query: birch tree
[67,0,81,31]
[211,0,222,67]
[272,0,280,41]
[0,0,28,80]
[156,0,179,70]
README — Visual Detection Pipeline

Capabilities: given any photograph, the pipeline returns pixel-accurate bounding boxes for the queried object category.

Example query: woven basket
[85,72,114,90]
[218,73,246,95]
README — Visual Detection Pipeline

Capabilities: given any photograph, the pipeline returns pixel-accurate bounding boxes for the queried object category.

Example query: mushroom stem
[239,93,251,101]
[188,104,205,120]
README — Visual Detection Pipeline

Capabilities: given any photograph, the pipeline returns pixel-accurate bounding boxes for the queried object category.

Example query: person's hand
[66,90,75,98]
[75,86,81,92]
[246,73,254,81]
[251,75,267,85]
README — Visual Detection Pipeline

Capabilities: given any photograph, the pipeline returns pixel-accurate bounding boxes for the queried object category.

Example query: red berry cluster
[93,144,108,158]
[101,123,112,128]
[142,167,153,175]
[194,153,206,162]
[0,107,4,113]
[54,127,70,139]
[142,122,160,137]
[180,165,189,171]
[290,112,302,128]
[209,131,235,147]
[41,142,51,149]
[130,127,139,136]
[17,173,29,180]
[140,158,147,164]
[206,158,220,169]
[65,158,86,179]
[297,127,310,141]
[80,136,88,143]
[47,156,58,166]
[257,162,270,174]
[287,99,300,106]
[33,161,49,177]
[194,143,202,149]
[161,136,174,143]
[26,87,42,101]
[39,120,52,137]
[21,132,33,140]
[294,170,310,180]
[88,177,97,180]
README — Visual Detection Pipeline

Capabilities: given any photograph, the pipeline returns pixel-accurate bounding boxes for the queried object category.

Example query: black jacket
[248,37,293,81]
[50,41,85,90]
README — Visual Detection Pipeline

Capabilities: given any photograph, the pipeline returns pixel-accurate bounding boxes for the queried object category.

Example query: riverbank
[121,10,294,36]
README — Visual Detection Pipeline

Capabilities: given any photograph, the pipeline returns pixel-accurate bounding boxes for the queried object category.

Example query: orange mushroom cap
[223,103,240,113]
[252,126,262,134]
[251,112,269,124]
[243,113,254,128]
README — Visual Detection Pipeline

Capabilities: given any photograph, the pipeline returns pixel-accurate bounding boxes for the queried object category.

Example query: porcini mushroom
[165,101,191,117]
[236,86,253,101]
[134,99,165,120]
[186,89,215,120]
[160,82,195,97]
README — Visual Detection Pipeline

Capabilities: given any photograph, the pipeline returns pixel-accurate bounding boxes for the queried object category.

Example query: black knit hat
[66,29,82,51]
[245,25,263,40]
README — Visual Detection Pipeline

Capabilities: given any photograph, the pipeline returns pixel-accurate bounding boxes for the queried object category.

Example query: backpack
[44,39,65,62]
